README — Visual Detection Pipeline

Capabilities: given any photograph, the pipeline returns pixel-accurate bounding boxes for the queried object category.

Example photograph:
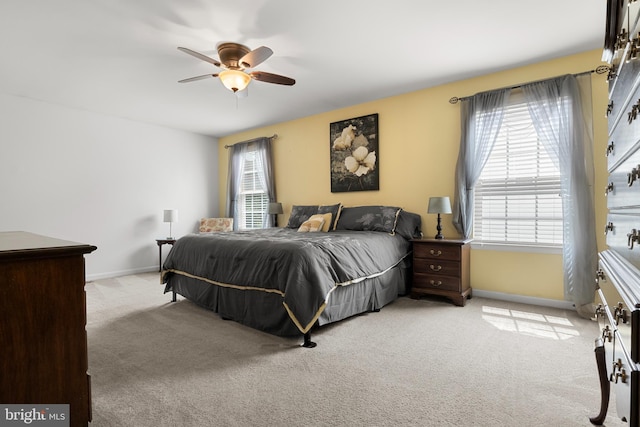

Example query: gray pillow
[395,210,422,240]
[317,203,342,230]
[286,205,319,229]
[335,205,401,233]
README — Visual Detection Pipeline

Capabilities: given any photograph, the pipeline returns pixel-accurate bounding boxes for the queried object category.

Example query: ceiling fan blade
[239,46,273,68]
[178,74,219,83]
[250,71,295,86]
[177,47,221,67]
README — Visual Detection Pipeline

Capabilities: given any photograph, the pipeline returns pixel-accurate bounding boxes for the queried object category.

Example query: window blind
[473,94,563,246]
[238,150,268,229]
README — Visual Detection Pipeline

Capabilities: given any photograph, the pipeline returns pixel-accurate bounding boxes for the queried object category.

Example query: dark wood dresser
[592,1,640,425]
[0,232,96,427]
[410,238,471,306]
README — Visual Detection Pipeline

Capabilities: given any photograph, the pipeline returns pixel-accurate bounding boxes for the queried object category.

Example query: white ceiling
[0,0,605,138]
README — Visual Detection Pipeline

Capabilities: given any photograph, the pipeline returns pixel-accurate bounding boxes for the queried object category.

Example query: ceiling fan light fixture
[219,70,251,93]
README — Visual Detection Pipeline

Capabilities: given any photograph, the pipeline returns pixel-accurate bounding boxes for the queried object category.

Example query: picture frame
[329,113,379,192]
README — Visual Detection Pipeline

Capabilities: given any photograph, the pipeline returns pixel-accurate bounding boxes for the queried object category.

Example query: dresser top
[0,231,96,258]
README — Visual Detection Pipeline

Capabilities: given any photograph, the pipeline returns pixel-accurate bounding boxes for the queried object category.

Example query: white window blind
[238,150,268,229]
[473,93,563,247]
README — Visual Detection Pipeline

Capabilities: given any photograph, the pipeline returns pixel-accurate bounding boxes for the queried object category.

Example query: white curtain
[521,74,597,316]
[225,142,248,230]
[452,89,511,237]
[253,137,277,228]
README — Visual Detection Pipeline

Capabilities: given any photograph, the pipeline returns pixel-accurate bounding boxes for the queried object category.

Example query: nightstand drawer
[413,259,460,276]
[413,273,460,292]
[414,243,460,261]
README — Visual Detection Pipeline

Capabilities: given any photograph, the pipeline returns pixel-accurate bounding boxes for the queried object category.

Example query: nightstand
[410,238,472,306]
[156,238,176,272]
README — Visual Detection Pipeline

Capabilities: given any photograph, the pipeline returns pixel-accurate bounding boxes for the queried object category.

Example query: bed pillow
[317,203,342,230]
[297,214,326,232]
[394,209,423,240]
[286,205,319,229]
[335,205,401,234]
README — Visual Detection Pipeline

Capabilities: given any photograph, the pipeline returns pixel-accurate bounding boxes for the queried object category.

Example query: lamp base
[434,213,444,240]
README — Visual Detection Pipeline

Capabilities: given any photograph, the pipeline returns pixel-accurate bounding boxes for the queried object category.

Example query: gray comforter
[161,228,411,334]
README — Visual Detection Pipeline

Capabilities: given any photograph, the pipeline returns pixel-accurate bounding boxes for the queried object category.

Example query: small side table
[156,238,176,272]
[410,238,472,306]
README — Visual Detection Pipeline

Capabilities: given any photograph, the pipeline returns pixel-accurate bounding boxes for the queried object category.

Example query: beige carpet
[86,273,626,427]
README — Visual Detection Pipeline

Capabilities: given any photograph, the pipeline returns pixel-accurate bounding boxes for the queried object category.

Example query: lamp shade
[427,197,452,214]
[268,202,283,215]
[163,209,179,223]
[219,70,251,92]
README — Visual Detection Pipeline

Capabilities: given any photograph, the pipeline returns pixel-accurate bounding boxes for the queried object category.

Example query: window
[237,149,268,229]
[473,92,563,247]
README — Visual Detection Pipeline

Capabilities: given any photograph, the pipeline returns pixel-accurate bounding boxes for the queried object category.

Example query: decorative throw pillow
[286,205,319,229]
[199,218,234,232]
[335,205,401,234]
[314,213,333,232]
[297,214,326,232]
[317,203,342,230]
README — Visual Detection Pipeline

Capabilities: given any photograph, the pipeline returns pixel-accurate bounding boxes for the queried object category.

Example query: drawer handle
[429,264,442,272]
[429,280,442,287]
[604,222,614,235]
[429,249,442,256]
[628,229,640,249]
[617,29,628,51]
[610,359,628,384]
[607,100,614,116]
[614,302,628,325]
[594,303,604,319]
[605,182,614,195]
[628,164,640,186]
[606,141,614,157]
[629,100,640,124]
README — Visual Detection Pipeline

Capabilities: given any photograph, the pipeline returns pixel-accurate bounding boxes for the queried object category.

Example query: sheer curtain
[253,137,277,228]
[225,137,277,230]
[225,142,248,230]
[452,89,511,238]
[522,74,597,316]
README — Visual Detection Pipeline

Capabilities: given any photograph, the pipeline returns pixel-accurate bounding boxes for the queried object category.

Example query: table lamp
[163,209,179,239]
[427,197,452,239]
[268,202,283,227]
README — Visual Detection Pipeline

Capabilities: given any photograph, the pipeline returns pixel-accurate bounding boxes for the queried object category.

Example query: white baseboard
[86,266,158,282]
[472,289,575,311]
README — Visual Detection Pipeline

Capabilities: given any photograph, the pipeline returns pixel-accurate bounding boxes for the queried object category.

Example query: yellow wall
[218,49,610,302]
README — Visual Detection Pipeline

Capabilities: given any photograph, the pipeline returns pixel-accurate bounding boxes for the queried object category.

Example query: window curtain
[225,142,248,231]
[253,137,277,228]
[225,136,277,230]
[452,89,511,237]
[521,74,597,317]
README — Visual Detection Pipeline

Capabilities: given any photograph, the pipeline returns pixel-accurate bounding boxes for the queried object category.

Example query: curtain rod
[448,65,611,105]
[224,134,278,149]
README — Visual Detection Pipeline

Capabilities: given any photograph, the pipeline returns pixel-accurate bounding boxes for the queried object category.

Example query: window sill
[470,241,562,255]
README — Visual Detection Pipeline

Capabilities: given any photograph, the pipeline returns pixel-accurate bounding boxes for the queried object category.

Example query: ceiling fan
[177,42,295,95]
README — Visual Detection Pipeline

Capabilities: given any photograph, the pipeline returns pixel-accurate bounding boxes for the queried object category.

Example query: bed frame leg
[302,332,317,348]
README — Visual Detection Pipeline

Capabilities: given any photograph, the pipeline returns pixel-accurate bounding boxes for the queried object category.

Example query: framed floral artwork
[330,113,379,192]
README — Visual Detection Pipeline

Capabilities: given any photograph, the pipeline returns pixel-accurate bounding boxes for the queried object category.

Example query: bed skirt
[164,259,411,337]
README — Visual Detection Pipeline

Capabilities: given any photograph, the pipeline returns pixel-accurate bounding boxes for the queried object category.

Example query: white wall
[0,93,218,279]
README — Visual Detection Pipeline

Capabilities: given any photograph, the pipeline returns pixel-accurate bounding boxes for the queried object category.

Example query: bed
[161,205,421,347]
